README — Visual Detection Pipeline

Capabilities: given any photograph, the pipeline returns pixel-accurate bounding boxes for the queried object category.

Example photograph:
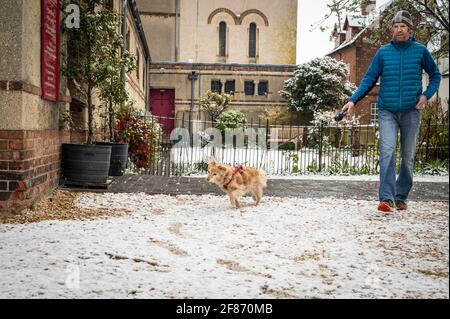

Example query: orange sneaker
[377,200,394,213]
[395,200,407,210]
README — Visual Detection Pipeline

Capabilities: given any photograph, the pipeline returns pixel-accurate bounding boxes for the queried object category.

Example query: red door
[149,89,175,135]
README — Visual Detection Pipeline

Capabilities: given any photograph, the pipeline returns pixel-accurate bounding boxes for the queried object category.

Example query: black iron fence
[138,114,448,176]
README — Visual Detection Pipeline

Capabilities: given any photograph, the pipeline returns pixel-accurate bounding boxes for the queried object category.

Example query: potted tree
[60,0,136,184]
[95,26,136,176]
[96,80,131,176]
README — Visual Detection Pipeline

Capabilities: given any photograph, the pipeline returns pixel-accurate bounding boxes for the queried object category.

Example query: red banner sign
[41,0,60,102]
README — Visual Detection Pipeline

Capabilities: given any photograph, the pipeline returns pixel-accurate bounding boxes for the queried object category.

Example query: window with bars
[244,81,255,96]
[249,23,257,58]
[219,21,227,57]
[371,103,378,123]
[224,80,235,94]
[211,80,222,93]
[258,81,268,96]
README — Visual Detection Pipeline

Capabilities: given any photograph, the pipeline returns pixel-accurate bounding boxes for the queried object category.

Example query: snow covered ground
[0,193,448,299]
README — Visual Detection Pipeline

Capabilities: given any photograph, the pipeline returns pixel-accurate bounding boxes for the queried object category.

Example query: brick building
[327,0,446,124]
[0,0,150,214]
[327,0,380,125]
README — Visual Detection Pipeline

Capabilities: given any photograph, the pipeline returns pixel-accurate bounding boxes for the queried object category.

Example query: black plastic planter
[96,142,129,176]
[61,144,112,184]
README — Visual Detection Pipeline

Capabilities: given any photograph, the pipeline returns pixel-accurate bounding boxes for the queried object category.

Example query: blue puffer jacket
[350,37,441,112]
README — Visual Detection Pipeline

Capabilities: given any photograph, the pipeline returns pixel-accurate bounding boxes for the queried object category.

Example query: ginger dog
[206,159,267,208]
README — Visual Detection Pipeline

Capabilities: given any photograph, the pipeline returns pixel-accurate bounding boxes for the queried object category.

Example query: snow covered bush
[280,57,356,114]
[196,131,212,148]
[198,90,233,123]
[306,109,363,149]
[311,110,360,127]
[311,110,337,126]
[415,159,449,176]
[215,110,247,136]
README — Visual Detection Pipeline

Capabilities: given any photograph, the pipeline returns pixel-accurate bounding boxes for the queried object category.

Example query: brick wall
[328,37,379,125]
[69,131,88,144]
[355,42,378,124]
[0,130,70,214]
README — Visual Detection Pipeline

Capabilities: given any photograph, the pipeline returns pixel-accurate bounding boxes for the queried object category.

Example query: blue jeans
[378,108,422,202]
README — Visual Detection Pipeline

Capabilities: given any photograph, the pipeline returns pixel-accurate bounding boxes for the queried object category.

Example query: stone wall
[179,0,297,64]
[150,62,295,124]
[138,0,297,64]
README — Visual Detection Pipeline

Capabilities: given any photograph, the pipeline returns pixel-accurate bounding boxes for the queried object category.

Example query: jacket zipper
[399,48,403,108]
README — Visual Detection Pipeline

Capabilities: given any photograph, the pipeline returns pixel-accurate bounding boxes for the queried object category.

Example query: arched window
[219,21,227,57]
[249,23,257,58]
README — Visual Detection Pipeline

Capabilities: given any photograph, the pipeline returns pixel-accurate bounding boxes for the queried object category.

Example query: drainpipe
[145,56,149,112]
[120,0,128,91]
[175,0,180,61]
[188,70,198,145]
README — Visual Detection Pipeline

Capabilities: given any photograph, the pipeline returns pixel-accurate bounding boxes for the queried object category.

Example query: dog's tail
[258,169,267,188]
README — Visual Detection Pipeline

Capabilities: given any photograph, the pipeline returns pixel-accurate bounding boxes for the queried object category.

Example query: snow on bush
[280,57,357,114]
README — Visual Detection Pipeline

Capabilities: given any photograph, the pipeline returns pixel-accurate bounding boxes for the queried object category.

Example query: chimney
[331,23,347,48]
[361,0,376,16]
[338,32,346,46]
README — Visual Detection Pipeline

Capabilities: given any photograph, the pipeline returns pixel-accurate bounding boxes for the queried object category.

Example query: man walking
[341,10,441,213]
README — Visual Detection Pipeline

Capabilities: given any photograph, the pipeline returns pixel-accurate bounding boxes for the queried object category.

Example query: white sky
[296,0,391,64]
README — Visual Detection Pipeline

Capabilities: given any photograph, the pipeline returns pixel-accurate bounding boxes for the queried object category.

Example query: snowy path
[0,193,448,298]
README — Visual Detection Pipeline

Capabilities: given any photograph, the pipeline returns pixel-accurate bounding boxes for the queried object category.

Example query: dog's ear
[206,155,216,164]
[218,165,226,171]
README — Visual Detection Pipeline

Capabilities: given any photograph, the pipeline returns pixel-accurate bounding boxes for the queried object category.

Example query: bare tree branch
[415,0,449,31]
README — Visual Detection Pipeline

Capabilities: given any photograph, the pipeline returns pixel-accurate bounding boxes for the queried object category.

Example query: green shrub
[115,103,162,169]
[307,160,319,173]
[415,159,449,175]
[289,153,300,173]
[215,110,248,145]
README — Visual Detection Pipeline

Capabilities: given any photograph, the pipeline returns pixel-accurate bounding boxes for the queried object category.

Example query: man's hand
[416,95,427,110]
[341,101,355,116]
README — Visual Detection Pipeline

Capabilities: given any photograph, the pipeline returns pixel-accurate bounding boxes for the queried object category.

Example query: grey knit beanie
[392,10,413,29]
